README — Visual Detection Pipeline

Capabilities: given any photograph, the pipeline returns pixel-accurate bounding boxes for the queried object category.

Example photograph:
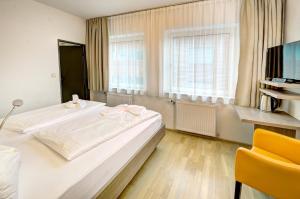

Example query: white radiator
[175,101,217,137]
[107,93,133,107]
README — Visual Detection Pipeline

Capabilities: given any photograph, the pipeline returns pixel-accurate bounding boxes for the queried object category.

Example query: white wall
[283,0,300,119]
[285,0,300,43]
[0,0,86,116]
[91,92,254,144]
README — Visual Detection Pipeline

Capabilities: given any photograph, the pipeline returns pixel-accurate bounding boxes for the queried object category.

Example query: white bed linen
[2,100,105,133]
[34,107,159,160]
[0,115,162,199]
[0,145,21,199]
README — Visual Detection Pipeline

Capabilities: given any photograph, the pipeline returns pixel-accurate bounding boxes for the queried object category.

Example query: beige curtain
[235,0,285,107]
[108,0,241,102]
[86,17,109,92]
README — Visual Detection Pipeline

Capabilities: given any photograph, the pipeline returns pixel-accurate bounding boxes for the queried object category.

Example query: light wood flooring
[120,130,270,199]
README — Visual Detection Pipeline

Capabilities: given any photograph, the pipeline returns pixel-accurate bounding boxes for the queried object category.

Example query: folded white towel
[127,105,146,116]
[100,104,146,117]
[99,107,123,118]
[64,100,87,109]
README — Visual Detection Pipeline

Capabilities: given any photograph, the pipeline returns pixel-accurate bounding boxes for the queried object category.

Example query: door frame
[57,39,89,102]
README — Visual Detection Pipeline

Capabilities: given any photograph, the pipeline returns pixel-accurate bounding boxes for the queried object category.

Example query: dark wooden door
[59,45,89,103]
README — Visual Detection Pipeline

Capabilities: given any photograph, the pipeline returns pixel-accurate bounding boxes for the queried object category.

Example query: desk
[235,106,300,139]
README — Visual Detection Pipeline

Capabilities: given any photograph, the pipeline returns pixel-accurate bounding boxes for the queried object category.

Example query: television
[266,45,283,80]
[266,40,300,82]
[283,40,300,81]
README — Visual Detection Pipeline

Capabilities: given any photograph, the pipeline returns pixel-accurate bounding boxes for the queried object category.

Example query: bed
[0,102,165,199]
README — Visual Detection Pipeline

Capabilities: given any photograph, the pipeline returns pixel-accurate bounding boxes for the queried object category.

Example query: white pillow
[0,145,21,199]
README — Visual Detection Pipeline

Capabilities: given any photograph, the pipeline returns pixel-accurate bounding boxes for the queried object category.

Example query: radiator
[107,93,133,107]
[175,101,217,137]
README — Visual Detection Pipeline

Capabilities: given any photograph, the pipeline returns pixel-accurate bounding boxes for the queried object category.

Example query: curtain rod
[100,0,206,18]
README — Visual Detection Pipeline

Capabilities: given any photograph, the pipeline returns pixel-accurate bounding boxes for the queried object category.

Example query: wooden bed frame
[95,124,166,199]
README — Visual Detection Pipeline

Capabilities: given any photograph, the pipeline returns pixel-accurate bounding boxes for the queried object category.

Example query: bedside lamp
[0,99,23,130]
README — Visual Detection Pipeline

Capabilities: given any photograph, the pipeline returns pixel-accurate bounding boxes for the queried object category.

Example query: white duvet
[2,100,105,134]
[34,106,159,160]
[0,145,21,199]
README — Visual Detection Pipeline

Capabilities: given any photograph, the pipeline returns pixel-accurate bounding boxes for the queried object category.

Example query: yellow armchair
[234,128,300,199]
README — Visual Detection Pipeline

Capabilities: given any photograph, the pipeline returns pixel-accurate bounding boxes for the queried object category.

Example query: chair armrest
[235,148,300,198]
[253,128,300,164]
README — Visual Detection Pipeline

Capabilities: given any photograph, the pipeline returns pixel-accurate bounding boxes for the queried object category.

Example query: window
[107,0,241,101]
[163,26,239,101]
[109,34,146,92]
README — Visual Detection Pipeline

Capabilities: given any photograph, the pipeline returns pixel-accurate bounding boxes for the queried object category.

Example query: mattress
[0,114,162,199]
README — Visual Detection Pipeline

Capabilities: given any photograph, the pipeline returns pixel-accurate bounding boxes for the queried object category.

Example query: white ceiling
[34,0,195,19]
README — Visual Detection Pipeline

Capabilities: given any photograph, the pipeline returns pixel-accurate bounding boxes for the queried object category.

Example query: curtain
[86,17,109,92]
[108,12,150,95]
[160,0,241,104]
[108,0,241,103]
[235,0,285,107]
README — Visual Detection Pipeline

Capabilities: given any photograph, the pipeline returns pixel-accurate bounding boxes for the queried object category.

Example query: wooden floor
[120,130,270,199]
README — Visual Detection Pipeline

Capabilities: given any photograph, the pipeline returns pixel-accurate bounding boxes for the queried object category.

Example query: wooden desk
[235,106,300,139]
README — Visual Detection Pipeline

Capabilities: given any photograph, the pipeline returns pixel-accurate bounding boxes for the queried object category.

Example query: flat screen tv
[266,45,283,79]
[283,40,300,81]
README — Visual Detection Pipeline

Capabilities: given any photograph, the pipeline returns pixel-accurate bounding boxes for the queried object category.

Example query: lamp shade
[12,99,23,107]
